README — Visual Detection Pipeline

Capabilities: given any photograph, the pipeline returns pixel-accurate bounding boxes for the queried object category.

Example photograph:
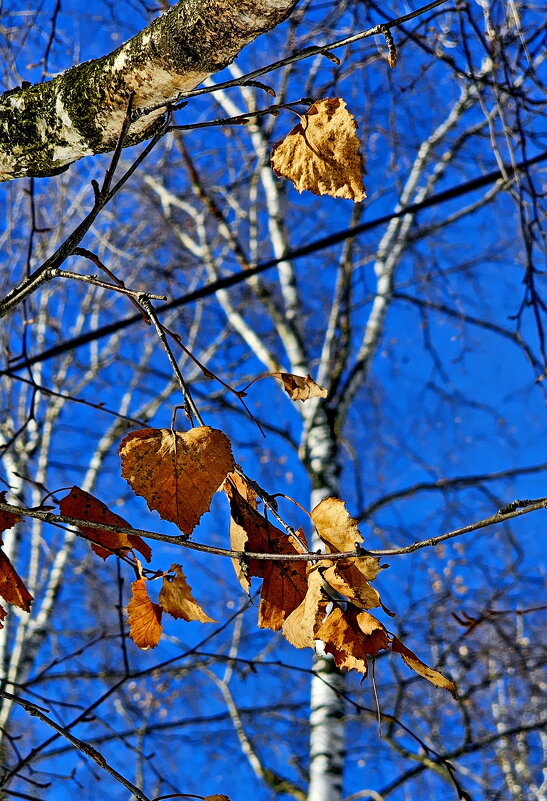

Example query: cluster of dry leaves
[0,374,455,694]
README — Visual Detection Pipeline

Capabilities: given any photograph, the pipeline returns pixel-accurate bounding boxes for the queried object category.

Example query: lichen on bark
[0,0,299,182]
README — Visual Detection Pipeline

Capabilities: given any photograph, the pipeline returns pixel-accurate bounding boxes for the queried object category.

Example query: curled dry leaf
[120,427,234,536]
[0,550,33,616]
[59,486,151,562]
[392,636,456,695]
[271,372,327,402]
[317,606,390,673]
[126,578,163,649]
[271,97,366,202]
[159,563,215,623]
[225,474,308,630]
[282,565,328,649]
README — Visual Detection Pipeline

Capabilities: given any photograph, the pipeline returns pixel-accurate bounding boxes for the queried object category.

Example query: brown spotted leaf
[126,578,163,649]
[120,427,234,536]
[159,563,215,623]
[271,97,366,202]
[59,486,151,562]
[316,606,390,673]
[271,372,327,402]
[392,636,456,695]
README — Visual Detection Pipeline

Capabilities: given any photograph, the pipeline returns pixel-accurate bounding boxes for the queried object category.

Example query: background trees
[1,1,546,801]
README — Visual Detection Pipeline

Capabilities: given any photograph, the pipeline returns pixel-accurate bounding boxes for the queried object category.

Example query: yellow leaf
[311,497,363,553]
[392,636,456,695]
[159,564,215,623]
[271,372,327,401]
[271,97,366,202]
[322,561,382,610]
[120,427,234,536]
[126,579,163,649]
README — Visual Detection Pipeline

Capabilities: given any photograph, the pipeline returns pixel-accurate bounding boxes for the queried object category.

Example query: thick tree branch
[0,0,298,181]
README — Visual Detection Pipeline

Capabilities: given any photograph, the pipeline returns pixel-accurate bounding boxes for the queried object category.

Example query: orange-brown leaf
[392,636,456,695]
[0,604,6,629]
[120,427,234,536]
[271,372,327,402]
[204,795,232,801]
[59,486,151,561]
[0,550,33,612]
[126,579,163,649]
[225,476,308,629]
[316,606,389,673]
[271,97,366,202]
[159,564,215,623]
[0,491,21,537]
[282,565,328,648]
[322,560,382,610]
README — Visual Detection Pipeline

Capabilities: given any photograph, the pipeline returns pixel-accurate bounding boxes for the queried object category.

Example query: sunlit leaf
[317,606,390,673]
[159,563,215,623]
[126,578,163,649]
[271,372,327,401]
[120,427,234,536]
[271,97,366,202]
[59,486,151,561]
[392,636,456,695]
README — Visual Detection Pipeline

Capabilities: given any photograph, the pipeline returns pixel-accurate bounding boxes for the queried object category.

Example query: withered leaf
[126,578,163,649]
[311,497,363,553]
[120,427,234,536]
[282,565,328,649]
[317,606,389,673]
[271,97,366,202]
[205,795,232,801]
[159,563,215,623]
[0,491,21,534]
[0,604,6,629]
[225,476,308,629]
[392,636,456,695]
[0,550,33,613]
[271,372,327,402]
[59,486,151,562]
[322,561,382,610]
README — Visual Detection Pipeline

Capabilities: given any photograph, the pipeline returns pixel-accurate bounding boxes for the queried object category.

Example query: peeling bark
[0,0,298,182]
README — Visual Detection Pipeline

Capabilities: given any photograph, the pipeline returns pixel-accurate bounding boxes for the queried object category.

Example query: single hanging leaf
[316,606,390,673]
[271,97,366,202]
[59,486,151,561]
[0,550,33,613]
[159,563,215,622]
[120,427,234,536]
[392,636,456,695]
[126,578,163,649]
[271,372,327,402]
[0,493,33,616]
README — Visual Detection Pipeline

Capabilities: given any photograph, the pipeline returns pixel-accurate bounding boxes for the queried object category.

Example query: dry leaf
[159,563,215,623]
[311,497,363,553]
[0,604,6,629]
[317,606,389,673]
[126,578,163,649]
[392,636,456,695]
[59,486,151,561]
[271,97,366,202]
[0,491,21,533]
[271,372,327,401]
[225,476,308,629]
[120,427,234,536]
[322,561,382,610]
[282,565,328,649]
[205,795,232,801]
[0,550,33,613]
